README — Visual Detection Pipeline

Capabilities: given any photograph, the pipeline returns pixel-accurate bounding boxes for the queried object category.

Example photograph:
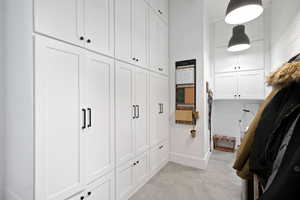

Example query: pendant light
[225,0,263,25]
[228,25,250,52]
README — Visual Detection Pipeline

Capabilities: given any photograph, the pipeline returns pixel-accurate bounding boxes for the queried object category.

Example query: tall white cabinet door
[86,172,115,200]
[238,70,265,100]
[34,0,83,47]
[149,73,161,147]
[115,0,134,63]
[134,69,149,155]
[214,72,238,99]
[84,0,114,56]
[84,53,115,184]
[35,37,84,200]
[215,46,238,73]
[116,62,135,165]
[158,20,169,74]
[237,40,264,71]
[149,10,160,71]
[157,77,169,142]
[116,162,135,200]
[133,0,148,67]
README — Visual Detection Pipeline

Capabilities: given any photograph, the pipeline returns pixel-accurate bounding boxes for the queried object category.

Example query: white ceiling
[207,0,273,22]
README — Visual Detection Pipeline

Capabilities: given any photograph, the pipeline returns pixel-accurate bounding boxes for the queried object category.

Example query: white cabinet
[84,0,114,56]
[34,0,114,56]
[116,61,149,166]
[237,70,265,100]
[85,172,115,200]
[214,72,238,100]
[115,0,148,66]
[215,41,264,73]
[214,70,265,100]
[35,36,115,200]
[149,73,169,147]
[35,36,85,200]
[34,0,82,47]
[149,10,169,75]
[148,0,168,22]
[84,52,115,184]
[215,46,238,73]
[150,141,168,175]
[237,40,264,71]
[116,153,149,200]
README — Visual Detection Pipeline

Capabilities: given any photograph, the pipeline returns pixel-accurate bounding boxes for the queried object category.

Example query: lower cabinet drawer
[116,152,150,200]
[150,141,169,174]
[66,172,115,200]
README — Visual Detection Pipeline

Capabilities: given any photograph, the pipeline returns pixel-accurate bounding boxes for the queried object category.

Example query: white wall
[169,0,211,169]
[270,0,300,70]
[212,101,260,145]
[0,0,4,198]
[4,0,34,199]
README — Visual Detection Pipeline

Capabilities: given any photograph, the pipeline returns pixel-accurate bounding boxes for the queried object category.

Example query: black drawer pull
[82,109,86,130]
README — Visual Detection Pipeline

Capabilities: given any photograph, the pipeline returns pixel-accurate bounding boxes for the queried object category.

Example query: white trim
[169,151,211,169]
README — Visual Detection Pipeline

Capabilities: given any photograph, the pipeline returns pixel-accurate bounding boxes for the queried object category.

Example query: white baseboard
[169,151,211,169]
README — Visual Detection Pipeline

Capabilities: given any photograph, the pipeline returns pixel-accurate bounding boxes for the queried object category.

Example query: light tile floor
[130,150,242,200]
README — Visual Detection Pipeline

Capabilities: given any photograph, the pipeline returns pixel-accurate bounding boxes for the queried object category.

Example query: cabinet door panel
[158,20,169,74]
[134,153,149,187]
[85,0,114,56]
[215,46,237,73]
[238,70,265,100]
[35,37,84,200]
[157,77,169,142]
[134,69,149,155]
[133,0,148,66]
[214,73,238,99]
[116,62,135,165]
[87,172,115,200]
[115,0,133,62]
[237,40,264,71]
[84,53,115,183]
[149,73,161,147]
[149,10,160,71]
[34,0,83,46]
[116,162,135,200]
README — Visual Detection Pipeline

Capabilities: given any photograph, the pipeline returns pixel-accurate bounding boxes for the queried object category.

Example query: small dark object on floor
[213,135,236,152]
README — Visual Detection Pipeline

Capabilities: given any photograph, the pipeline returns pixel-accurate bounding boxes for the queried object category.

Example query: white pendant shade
[228,43,250,52]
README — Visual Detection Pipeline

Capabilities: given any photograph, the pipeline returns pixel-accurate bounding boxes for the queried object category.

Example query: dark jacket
[249,61,300,199]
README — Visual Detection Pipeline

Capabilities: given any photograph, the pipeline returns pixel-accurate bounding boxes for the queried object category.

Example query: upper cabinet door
[157,76,169,142]
[238,70,265,100]
[214,72,238,100]
[237,40,264,71]
[115,0,134,63]
[34,0,84,46]
[149,10,160,72]
[134,68,149,155]
[84,0,114,56]
[133,0,148,67]
[84,52,115,184]
[215,46,238,73]
[158,20,169,75]
[35,36,84,200]
[116,62,135,166]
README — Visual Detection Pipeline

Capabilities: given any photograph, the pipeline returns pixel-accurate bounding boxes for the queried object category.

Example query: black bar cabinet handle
[82,109,86,130]
[133,105,136,119]
[136,105,140,118]
[87,108,92,128]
